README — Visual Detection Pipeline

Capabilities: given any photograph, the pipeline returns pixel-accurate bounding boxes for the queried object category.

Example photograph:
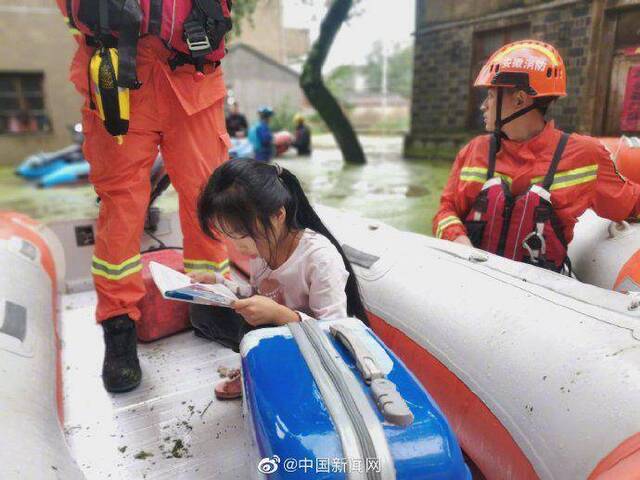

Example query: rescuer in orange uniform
[434,40,640,271]
[58,7,231,393]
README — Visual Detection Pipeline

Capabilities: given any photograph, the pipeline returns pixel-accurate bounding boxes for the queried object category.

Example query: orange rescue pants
[72,38,230,322]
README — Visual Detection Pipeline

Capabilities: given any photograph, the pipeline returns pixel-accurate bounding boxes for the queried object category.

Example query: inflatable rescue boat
[316,205,640,480]
[1,202,639,479]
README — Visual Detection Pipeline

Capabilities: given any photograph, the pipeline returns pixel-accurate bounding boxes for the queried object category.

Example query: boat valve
[627,291,640,311]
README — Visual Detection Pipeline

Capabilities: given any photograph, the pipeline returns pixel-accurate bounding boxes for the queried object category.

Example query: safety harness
[175,0,232,74]
[69,0,232,83]
[464,131,571,272]
[65,0,232,139]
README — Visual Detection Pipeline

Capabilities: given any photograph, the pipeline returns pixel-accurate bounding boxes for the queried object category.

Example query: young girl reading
[190,158,367,399]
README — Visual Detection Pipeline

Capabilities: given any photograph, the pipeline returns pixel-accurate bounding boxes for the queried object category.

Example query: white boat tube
[317,205,640,480]
[0,212,82,479]
[569,209,640,292]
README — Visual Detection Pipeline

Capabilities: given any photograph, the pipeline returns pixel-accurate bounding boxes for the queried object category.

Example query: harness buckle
[186,34,212,54]
[183,21,213,57]
[523,229,546,264]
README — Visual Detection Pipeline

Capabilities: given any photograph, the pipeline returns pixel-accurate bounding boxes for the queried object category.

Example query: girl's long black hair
[197,158,368,323]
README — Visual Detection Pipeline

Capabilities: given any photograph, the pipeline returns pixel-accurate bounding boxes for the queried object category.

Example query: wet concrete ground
[0,135,453,236]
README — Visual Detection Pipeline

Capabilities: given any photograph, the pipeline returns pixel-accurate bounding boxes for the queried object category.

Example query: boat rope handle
[628,292,640,311]
[608,221,631,239]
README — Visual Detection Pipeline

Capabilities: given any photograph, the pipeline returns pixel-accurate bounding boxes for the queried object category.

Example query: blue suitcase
[241,316,471,479]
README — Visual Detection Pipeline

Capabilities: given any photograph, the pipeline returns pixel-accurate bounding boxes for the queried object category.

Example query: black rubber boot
[101,314,142,393]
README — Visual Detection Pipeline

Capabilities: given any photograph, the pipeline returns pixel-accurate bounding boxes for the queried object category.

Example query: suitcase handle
[330,323,414,426]
[330,324,385,384]
[371,378,414,427]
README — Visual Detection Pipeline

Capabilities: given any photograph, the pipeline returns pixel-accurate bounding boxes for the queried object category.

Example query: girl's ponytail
[198,158,368,324]
[279,168,368,323]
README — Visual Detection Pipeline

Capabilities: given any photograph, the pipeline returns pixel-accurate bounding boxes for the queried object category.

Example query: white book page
[149,261,239,305]
[175,283,238,306]
[149,261,192,297]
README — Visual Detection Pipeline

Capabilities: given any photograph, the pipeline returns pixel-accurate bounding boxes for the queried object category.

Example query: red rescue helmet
[474,40,567,98]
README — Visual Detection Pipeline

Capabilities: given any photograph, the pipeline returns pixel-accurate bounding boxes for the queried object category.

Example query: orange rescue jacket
[434,122,640,244]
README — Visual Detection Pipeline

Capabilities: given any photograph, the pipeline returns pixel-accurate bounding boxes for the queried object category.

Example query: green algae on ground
[170,439,187,458]
[134,450,154,460]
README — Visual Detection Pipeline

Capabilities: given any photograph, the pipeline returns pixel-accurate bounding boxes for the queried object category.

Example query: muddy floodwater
[0,135,453,236]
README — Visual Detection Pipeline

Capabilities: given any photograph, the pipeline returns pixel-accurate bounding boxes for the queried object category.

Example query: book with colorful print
[149,261,238,307]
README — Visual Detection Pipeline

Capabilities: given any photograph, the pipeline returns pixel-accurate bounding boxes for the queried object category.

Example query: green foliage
[326,65,357,102]
[229,0,259,37]
[363,40,383,91]
[386,44,413,98]
[364,41,414,98]
[325,41,414,101]
[270,98,297,132]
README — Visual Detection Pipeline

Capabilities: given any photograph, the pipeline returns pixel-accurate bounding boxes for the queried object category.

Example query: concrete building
[0,0,309,166]
[0,0,81,167]
[284,28,312,65]
[231,0,310,66]
[222,43,305,123]
[406,0,640,159]
[222,0,310,120]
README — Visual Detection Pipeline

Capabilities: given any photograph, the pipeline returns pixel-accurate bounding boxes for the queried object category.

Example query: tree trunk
[300,0,366,164]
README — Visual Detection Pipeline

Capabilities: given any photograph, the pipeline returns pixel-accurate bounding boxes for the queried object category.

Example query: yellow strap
[531,164,597,190]
[92,263,142,281]
[92,254,141,270]
[183,258,231,273]
[184,265,231,275]
[461,164,596,190]
[184,258,230,268]
[460,167,513,185]
[460,166,487,174]
[556,164,598,178]
[91,254,142,281]
[460,172,487,184]
[549,174,597,191]
[436,215,463,239]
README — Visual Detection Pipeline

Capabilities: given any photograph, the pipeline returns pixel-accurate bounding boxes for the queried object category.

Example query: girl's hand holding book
[232,296,300,326]
[187,272,217,284]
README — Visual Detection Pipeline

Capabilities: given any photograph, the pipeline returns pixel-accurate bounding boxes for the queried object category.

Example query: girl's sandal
[215,368,242,400]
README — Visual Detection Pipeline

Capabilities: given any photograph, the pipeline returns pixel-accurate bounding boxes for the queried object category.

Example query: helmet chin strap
[494,87,504,151]
[493,87,541,149]
[488,87,543,180]
[501,102,540,125]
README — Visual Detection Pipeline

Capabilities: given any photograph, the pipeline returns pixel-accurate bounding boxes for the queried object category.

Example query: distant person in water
[248,106,274,162]
[292,113,312,156]
[225,102,248,138]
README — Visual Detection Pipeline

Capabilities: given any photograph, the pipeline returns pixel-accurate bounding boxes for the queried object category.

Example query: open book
[149,261,238,307]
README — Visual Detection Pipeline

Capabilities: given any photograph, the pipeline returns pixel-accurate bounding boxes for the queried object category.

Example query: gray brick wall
[533,2,592,129]
[406,0,594,158]
[410,27,474,137]
[0,6,82,167]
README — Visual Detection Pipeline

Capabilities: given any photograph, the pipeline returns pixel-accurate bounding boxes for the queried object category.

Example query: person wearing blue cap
[248,106,275,162]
